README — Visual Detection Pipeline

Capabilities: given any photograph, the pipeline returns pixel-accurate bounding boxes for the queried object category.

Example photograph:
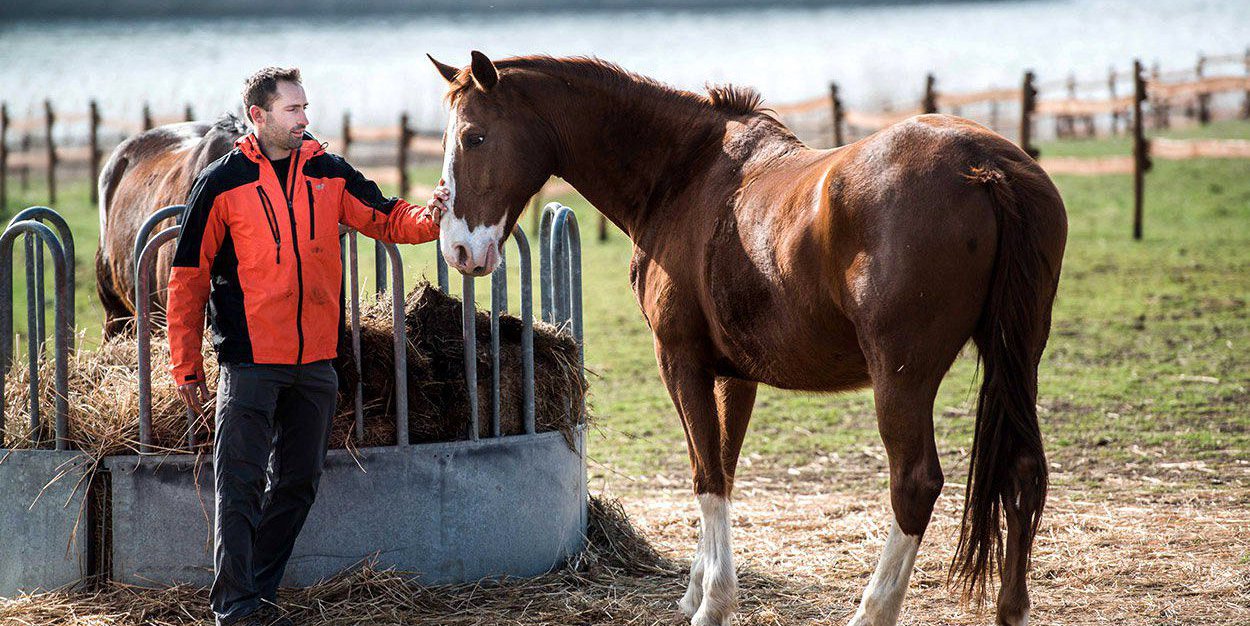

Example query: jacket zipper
[254,186,281,264]
[282,149,306,364]
[305,180,316,240]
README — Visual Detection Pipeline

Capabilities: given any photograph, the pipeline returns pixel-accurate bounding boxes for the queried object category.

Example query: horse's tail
[950,159,1056,603]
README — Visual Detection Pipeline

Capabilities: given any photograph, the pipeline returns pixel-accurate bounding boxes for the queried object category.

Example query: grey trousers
[210,360,338,626]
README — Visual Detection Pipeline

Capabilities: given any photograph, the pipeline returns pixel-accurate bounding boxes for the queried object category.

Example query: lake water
[1,0,1245,133]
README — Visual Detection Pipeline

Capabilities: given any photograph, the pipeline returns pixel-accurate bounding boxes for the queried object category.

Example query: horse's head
[429,51,556,276]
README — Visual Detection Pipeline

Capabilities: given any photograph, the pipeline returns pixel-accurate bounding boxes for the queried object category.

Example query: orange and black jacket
[168,132,439,384]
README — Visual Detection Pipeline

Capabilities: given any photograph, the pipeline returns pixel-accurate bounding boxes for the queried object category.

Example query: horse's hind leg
[849,371,945,626]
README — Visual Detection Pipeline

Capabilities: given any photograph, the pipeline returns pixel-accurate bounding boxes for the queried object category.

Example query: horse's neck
[548,86,787,239]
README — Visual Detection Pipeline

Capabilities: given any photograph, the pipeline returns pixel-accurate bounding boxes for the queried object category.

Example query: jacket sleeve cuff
[171,366,205,386]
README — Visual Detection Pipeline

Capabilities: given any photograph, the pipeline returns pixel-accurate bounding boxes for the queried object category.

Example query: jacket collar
[236,131,325,163]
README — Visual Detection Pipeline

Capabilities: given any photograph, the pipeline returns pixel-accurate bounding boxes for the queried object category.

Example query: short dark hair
[242,67,302,120]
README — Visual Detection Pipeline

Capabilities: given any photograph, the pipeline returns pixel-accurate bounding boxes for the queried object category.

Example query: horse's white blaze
[439,108,459,213]
[691,493,736,626]
[439,212,506,270]
[436,106,504,272]
[848,521,920,626]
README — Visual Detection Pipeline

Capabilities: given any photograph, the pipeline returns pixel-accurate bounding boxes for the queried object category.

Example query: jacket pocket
[255,186,282,264]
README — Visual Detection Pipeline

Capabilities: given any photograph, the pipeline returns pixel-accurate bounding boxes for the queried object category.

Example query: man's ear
[247,104,263,125]
[427,53,459,83]
[470,50,498,92]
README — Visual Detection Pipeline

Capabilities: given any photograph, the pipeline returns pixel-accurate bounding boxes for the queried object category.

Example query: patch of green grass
[3,126,1248,489]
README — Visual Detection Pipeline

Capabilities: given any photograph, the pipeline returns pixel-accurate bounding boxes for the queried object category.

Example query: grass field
[1,119,1247,624]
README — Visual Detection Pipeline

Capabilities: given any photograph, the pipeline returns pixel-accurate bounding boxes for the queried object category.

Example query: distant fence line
[772,48,1250,153]
[1,48,1248,242]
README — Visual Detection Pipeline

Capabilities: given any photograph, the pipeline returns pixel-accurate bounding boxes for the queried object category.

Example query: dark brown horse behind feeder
[428,52,1066,626]
[96,115,247,337]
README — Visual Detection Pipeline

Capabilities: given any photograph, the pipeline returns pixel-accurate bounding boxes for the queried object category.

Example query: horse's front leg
[657,347,756,626]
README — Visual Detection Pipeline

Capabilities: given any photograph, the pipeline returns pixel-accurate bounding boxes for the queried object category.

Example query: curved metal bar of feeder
[380,242,409,446]
[0,221,71,449]
[374,240,388,296]
[25,235,43,440]
[136,226,181,453]
[462,274,478,440]
[511,228,536,434]
[490,253,507,438]
[347,229,364,442]
[436,237,449,294]
[28,237,46,359]
[539,203,560,323]
[551,208,585,424]
[9,206,77,338]
[132,205,186,353]
[132,205,185,279]
[549,205,572,331]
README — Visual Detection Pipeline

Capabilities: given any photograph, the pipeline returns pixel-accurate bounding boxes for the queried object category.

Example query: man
[167,67,448,626]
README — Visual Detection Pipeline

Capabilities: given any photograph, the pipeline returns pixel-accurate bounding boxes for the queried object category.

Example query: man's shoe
[235,605,295,626]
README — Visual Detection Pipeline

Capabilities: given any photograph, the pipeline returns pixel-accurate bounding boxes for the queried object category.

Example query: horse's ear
[470,50,498,92]
[427,53,459,84]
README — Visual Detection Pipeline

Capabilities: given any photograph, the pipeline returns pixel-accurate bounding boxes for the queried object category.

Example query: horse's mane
[448,55,770,118]
[213,112,249,136]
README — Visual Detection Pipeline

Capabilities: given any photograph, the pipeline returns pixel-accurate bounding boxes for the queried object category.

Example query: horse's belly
[709,301,869,392]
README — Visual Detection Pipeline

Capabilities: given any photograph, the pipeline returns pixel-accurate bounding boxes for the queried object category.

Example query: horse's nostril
[454,244,469,266]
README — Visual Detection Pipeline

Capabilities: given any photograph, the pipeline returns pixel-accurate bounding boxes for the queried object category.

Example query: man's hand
[425,180,450,222]
[177,379,211,419]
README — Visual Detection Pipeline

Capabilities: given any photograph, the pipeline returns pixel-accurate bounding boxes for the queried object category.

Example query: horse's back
[96,115,246,334]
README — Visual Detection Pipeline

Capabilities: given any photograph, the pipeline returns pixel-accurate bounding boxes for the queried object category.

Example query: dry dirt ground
[3,452,1246,626]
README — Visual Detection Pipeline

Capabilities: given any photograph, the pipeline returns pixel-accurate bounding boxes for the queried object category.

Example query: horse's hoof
[691,607,732,626]
[678,592,701,618]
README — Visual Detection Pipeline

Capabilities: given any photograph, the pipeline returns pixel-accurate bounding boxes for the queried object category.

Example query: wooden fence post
[1150,61,1170,129]
[1196,53,1210,124]
[398,112,411,197]
[341,111,352,159]
[90,100,101,203]
[44,99,56,204]
[19,132,30,192]
[142,102,153,131]
[922,73,937,114]
[1132,59,1150,242]
[184,104,194,122]
[0,102,7,211]
[1020,70,1039,159]
[1242,47,1250,119]
[829,81,844,147]
[1056,73,1076,138]
[1108,66,1120,135]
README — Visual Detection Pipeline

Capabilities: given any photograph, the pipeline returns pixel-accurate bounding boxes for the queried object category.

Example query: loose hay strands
[2,282,587,459]
[0,496,682,626]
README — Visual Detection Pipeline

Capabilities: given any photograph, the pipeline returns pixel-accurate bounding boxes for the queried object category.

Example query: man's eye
[466,134,486,147]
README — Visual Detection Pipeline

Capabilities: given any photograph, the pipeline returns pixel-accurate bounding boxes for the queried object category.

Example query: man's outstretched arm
[334,155,446,244]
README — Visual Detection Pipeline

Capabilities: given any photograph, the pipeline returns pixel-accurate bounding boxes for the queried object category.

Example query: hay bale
[403,283,586,443]
[2,283,586,456]
[1,336,216,456]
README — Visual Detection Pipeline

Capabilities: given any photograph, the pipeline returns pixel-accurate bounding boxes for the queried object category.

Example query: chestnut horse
[96,114,247,337]
[429,52,1066,626]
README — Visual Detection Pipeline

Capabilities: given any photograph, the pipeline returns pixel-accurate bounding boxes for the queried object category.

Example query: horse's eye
[466,134,486,147]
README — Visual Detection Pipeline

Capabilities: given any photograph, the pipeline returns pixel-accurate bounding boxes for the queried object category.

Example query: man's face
[251,80,309,151]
